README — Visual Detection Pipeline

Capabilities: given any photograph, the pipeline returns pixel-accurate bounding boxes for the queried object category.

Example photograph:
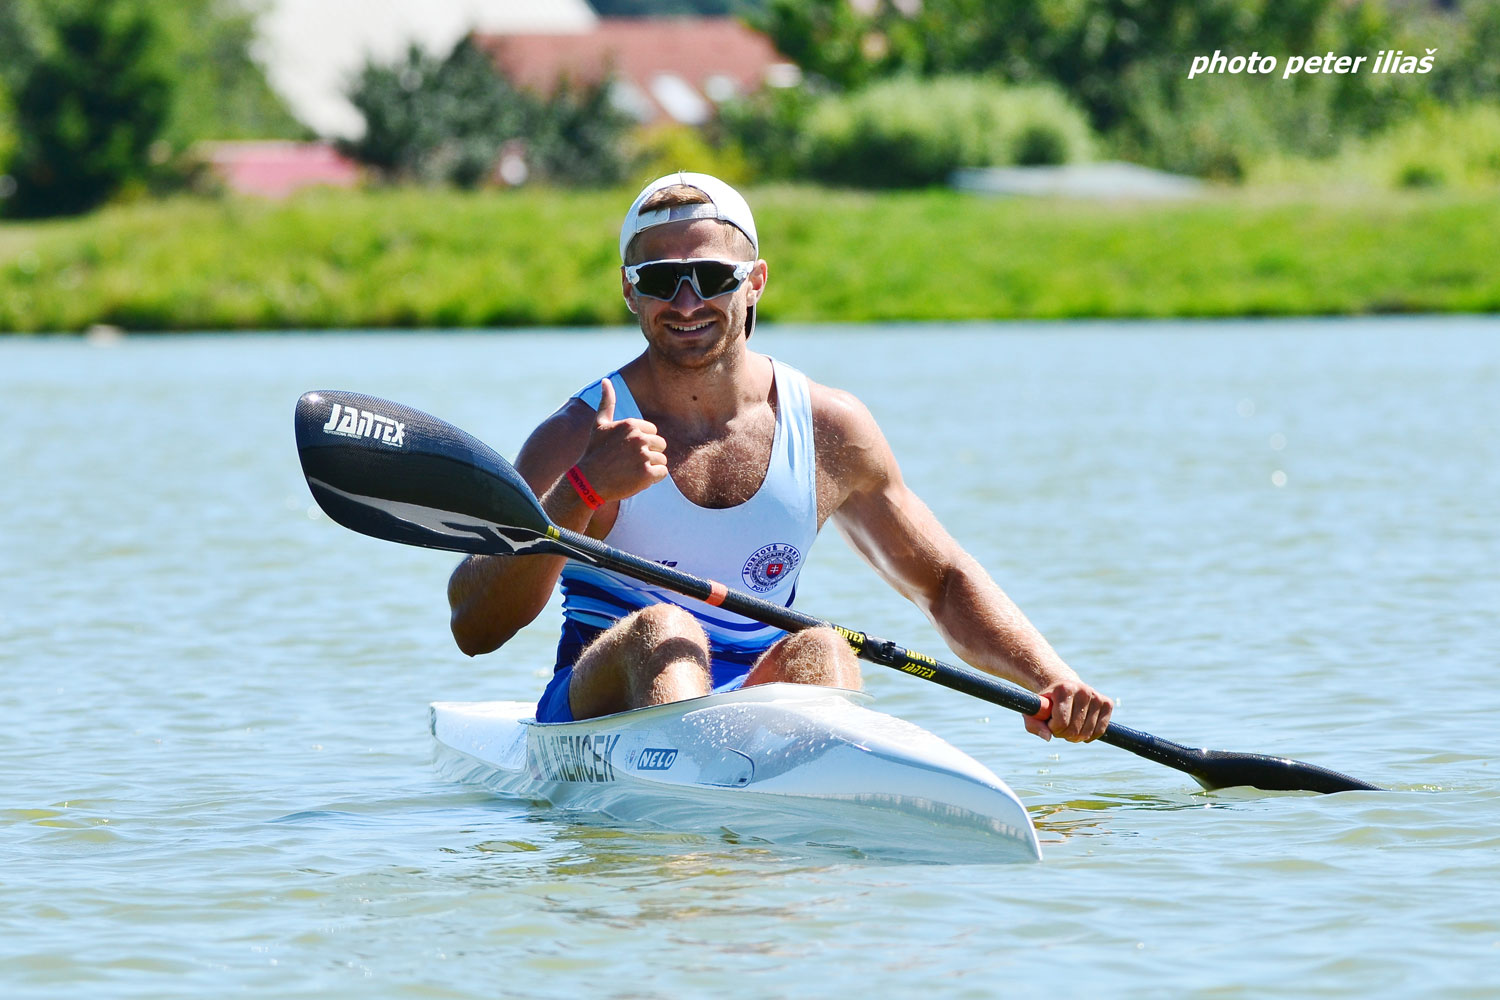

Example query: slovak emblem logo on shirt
[742,542,801,593]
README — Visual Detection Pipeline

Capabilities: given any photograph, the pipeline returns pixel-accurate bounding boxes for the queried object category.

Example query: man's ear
[746,259,768,306]
[620,267,638,313]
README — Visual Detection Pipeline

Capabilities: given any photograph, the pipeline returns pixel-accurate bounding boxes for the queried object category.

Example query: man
[448,171,1112,742]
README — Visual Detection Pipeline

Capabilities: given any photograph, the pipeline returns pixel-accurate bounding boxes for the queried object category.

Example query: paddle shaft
[542,523,1305,788]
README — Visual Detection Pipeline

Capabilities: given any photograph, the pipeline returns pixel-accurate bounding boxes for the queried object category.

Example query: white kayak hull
[430,683,1041,861]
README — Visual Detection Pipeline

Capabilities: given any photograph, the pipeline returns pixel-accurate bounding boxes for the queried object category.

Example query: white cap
[619,171,758,262]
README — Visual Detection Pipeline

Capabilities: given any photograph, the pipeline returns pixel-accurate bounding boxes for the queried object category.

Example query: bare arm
[447,378,667,655]
[816,386,1113,742]
[446,403,595,655]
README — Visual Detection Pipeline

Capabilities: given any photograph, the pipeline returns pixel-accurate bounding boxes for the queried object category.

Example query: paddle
[295,389,1382,794]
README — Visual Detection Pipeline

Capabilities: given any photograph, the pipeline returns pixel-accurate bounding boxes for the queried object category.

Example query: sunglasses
[625,258,754,301]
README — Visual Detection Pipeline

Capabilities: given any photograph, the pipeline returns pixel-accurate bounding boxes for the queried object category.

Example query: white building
[253,0,599,138]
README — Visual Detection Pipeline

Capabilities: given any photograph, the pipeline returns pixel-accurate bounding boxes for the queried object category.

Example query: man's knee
[596,604,711,681]
[619,603,707,645]
[571,605,711,717]
[780,626,850,660]
[751,627,861,688]
[613,605,710,704]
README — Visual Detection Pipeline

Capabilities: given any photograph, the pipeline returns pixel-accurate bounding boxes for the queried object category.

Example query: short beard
[642,299,746,370]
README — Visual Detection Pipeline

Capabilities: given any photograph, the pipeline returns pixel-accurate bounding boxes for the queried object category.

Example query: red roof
[474,19,792,124]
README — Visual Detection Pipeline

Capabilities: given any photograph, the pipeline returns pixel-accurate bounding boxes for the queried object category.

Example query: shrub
[1012,122,1068,167]
[1396,162,1443,189]
[801,82,964,187]
[628,124,752,187]
[1117,66,1356,182]
[1253,102,1500,191]
[715,84,819,181]
[799,76,1094,188]
[1381,103,1500,189]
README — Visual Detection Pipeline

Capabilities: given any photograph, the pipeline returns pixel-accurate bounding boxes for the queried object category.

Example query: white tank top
[559,358,819,679]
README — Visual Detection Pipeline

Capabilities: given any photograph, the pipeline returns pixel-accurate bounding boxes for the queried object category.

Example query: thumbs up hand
[576,378,669,504]
[595,375,617,425]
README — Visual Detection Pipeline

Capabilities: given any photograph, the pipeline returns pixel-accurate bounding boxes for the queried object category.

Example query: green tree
[1418,0,1500,106]
[4,0,173,217]
[341,38,534,186]
[758,0,882,90]
[0,0,48,169]
[342,39,634,188]
[0,0,47,90]
[155,0,306,143]
[527,78,636,186]
[2,0,299,151]
[761,0,1353,130]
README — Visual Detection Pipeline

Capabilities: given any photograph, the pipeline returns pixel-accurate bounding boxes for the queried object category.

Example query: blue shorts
[535,617,759,723]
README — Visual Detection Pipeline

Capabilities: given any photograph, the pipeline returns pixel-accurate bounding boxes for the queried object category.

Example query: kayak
[432,683,1041,861]
[430,682,1041,861]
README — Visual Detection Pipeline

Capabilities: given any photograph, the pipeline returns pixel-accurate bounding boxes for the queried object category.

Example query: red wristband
[565,465,603,510]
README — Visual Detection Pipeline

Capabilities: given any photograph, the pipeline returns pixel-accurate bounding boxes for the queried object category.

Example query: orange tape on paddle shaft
[705,581,728,606]
[1033,695,1052,721]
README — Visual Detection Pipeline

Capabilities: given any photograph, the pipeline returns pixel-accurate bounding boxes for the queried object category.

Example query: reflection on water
[4,318,1499,998]
[1031,791,1225,844]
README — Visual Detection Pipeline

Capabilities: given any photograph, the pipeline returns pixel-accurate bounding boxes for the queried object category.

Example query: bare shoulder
[809,380,885,456]
[807,379,896,519]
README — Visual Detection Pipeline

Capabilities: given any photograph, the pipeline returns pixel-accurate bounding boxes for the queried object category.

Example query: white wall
[253,0,598,138]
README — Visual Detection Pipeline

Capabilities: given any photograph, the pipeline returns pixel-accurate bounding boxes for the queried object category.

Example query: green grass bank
[1,186,1496,332]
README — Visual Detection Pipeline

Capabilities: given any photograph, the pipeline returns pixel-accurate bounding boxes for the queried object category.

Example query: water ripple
[3,321,1498,998]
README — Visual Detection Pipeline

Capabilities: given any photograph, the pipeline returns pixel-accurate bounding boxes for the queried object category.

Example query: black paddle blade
[1101,724,1381,793]
[1187,749,1382,794]
[294,390,567,558]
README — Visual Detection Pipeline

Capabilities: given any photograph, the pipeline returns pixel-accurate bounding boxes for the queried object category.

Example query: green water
[3,318,1498,997]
